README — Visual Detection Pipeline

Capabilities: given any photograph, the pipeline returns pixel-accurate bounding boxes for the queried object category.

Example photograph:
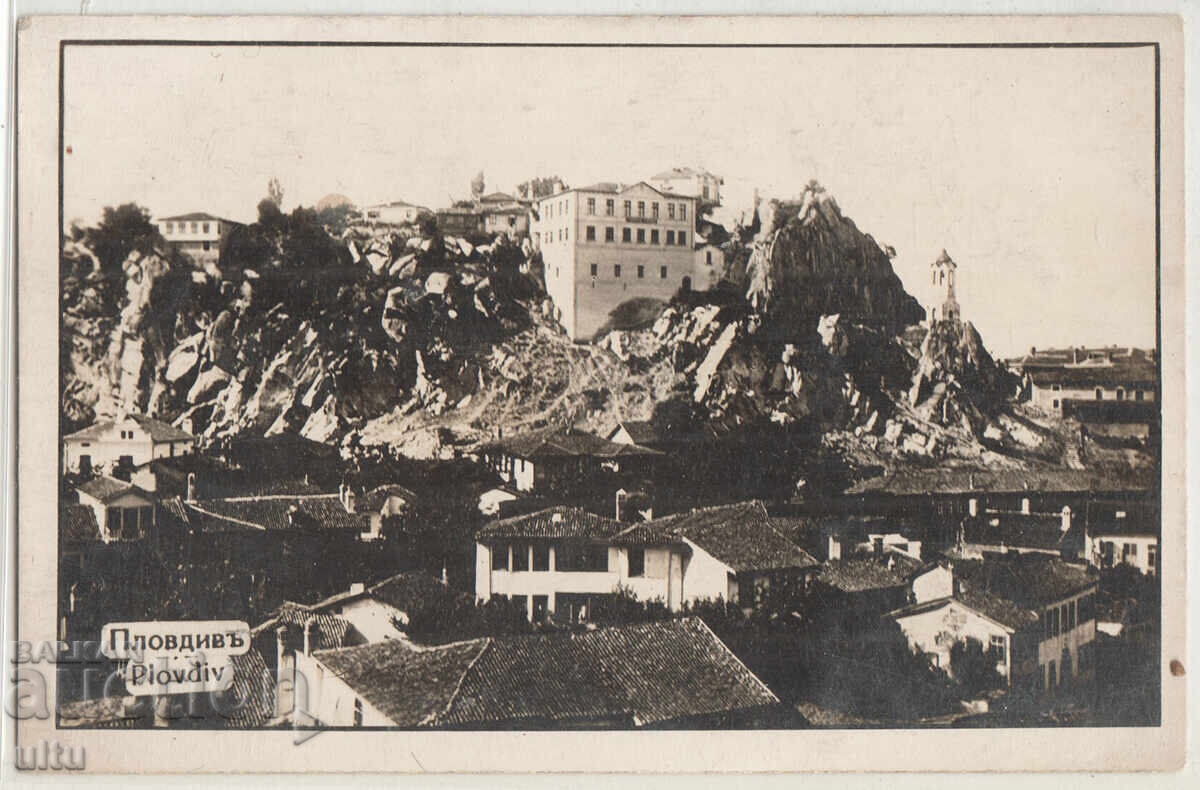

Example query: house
[477,192,530,237]
[179,486,374,541]
[294,618,787,729]
[606,420,662,449]
[1087,513,1158,575]
[129,454,248,499]
[647,166,723,210]
[809,559,911,627]
[475,501,818,620]
[476,427,662,493]
[953,505,1086,562]
[75,476,157,543]
[360,200,431,225]
[1024,347,1157,415]
[155,212,240,268]
[953,555,1098,695]
[435,206,484,236]
[692,240,725,291]
[531,181,698,340]
[63,413,197,475]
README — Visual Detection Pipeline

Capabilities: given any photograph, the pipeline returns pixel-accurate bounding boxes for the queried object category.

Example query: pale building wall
[1036,587,1097,689]
[1091,534,1158,575]
[893,601,1012,679]
[63,421,194,474]
[692,244,724,291]
[363,205,426,224]
[678,538,735,606]
[297,652,394,727]
[328,598,408,643]
[1031,382,1156,411]
[911,566,953,604]
[77,490,155,539]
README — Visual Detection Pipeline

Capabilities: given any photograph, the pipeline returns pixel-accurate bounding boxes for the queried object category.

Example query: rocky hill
[61,184,1149,492]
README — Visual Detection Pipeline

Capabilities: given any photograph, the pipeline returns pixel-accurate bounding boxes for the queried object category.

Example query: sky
[63,44,1158,358]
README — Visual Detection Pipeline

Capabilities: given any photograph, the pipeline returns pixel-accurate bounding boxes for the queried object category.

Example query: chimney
[550,512,564,524]
[1060,505,1072,534]
[275,625,289,670]
[302,618,317,656]
[1021,497,1031,515]
[615,488,627,521]
[287,504,300,528]
[968,497,978,517]
[186,472,197,502]
[344,490,356,514]
[348,582,365,596]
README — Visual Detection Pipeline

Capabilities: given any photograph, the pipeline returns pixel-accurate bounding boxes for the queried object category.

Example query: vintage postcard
[8,13,1186,775]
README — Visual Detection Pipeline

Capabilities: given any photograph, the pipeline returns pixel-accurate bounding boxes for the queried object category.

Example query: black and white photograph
[9,12,1187,775]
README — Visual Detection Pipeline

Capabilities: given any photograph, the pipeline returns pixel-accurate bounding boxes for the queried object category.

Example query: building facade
[532,182,697,341]
[63,414,197,475]
[156,213,239,268]
[361,201,431,225]
[648,167,724,210]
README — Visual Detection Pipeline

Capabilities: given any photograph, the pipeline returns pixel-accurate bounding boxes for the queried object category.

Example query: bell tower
[929,249,960,324]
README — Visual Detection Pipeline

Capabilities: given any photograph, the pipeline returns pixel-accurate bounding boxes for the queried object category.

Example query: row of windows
[543,197,689,223]
[490,543,649,576]
[164,221,213,234]
[589,263,670,281]
[582,226,689,246]
[1049,384,1147,401]
[1043,593,1094,639]
[1098,539,1157,570]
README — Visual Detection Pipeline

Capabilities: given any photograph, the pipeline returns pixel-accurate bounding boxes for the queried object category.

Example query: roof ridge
[427,638,492,727]
[688,617,779,704]
[214,493,339,502]
[185,502,268,531]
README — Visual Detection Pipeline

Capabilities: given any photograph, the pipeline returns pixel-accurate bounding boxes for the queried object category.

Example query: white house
[648,166,724,209]
[474,501,818,620]
[75,476,156,543]
[360,200,431,225]
[889,593,1021,679]
[156,212,240,268]
[1087,515,1158,576]
[63,414,197,475]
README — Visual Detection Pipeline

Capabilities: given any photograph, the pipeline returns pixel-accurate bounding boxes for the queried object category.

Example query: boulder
[187,366,231,404]
[425,272,452,295]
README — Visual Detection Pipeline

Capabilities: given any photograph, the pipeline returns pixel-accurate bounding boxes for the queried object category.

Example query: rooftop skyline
[62,44,1157,357]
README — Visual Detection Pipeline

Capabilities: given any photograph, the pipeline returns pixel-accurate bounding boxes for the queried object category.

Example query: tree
[470,171,485,201]
[88,203,161,273]
[950,637,1004,695]
[267,177,284,209]
[517,176,563,200]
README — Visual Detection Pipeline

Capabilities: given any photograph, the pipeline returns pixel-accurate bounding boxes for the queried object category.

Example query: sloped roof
[1089,515,1158,538]
[368,571,468,615]
[932,249,957,268]
[479,192,518,203]
[271,603,354,651]
[846,466,1156,496]
[60,504,101,544]
[440,618,776,728]
[814,559,907,593]
[76,475,152,504]
[358,484,417,514]
[954,555,1097,609]
[609,420,661,445]
[615,501,818,572]
[157,211,240,224]
[185,494,368,532]
[479,427,662,460]
[314,638,487,727]
[1029,364,1157,387]
[65,413,196,443]
[221,649,276,726]
[478,506,626,541]
[576,181,621,194]
[315,618,778,728]
[887,593,1032,633]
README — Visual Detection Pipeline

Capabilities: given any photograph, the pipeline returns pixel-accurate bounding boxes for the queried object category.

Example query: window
[564,227,568,241]
[1052,384,1061,391]
[614,264,622,278]
[561,200,566,213]
[203,242,211,251]
[1052,607,1060,636]
[678,231,687,246]
[1037,663,1046,691]
[666,230,675,245]
[353,698,363,727]
[628,548,645,577]
[532,543,550,571]
[512,544,529,572]
[190,222,198,232]
[165,222,173,233]
[660,265,667,279]
[623,200,632,217]
[637,201,645,218]
[636,229,645,244]
[202,222,210,233]
[586,226,596,242]
[605,199,614,216]
[1148,545,1157,570]
[622,227,632,243]
[1061,603,1069,632]
[702,184,710,199]
[706,250,713,265]
[1123,542,1137,558]
[492,545,509,571]
[557,542,608,572]
[1052,400,1060,409]
[680,203,687,220]
[587,198,596,215]
[532,595,549,621]
[1048,660,1057,690]
[650,229,659,244]
[668,204,675,220]
[1068,600,1076,630]
[989,634,1006,662]
[1135,390,1145,401]
[652,203,659,220]
[590,263,598,277]
[1096,388,1103,400]
[605,227,614,242]
[637,265,645,279]
[1116,388,1125,401]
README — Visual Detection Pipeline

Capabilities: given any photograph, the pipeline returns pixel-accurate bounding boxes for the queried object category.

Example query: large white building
[531,182,698,341]
[648,166,724,209]
[474,501,818,621]
[156,212,240,268]
[360,200,431,225]
[63,414,197,475]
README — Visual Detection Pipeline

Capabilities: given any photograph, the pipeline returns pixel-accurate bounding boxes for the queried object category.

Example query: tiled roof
[367,572,466,615]
[954,555,1097,609]
[221,649,276,727]
[616,502,818,573]
[60,504,101,544]
[358,484,417,514]
[58,696,148,728]
[1030,364,1157,387]
[478,506,626,541]
[576,181,620,193]
[185,494,368,532]
[610,420,660,445]
[315,618,778,728]
[440,618,776,728]
[814,559,907,593]
[1088,516,1159,538]
[315,638,487,727]
[480,192,518,203]
[845,466,1156,496]
[76,475,151,504]
[954,589,1040,631]
[65,413,196,443]
[479,427,662,460]
[271,603,354,651]
[157,211,240,224]
[961,513,1071,551]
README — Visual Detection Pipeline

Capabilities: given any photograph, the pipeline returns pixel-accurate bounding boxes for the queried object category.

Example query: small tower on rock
[929,249,960,324]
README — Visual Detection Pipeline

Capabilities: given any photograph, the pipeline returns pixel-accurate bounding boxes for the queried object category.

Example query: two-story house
[475,501,818,621]
[63,413,197,476]
[531,181,697,340]
[155,212,240,268]
[74,476,157,543]
[476,427,662,494]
